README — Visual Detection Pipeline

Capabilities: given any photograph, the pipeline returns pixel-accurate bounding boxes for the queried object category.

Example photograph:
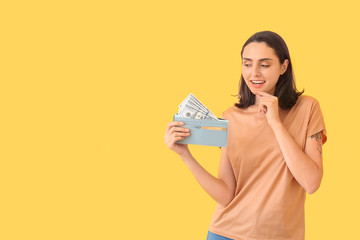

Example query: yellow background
[1,0,359,239]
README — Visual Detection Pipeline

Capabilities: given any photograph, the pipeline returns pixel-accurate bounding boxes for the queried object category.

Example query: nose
[252,65,261,77]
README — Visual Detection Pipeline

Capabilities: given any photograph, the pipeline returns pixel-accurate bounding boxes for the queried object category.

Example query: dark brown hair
[235,31,303,109]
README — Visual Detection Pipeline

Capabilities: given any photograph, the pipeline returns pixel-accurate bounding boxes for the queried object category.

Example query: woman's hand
[254,91,282,128]
[164,121,191,157]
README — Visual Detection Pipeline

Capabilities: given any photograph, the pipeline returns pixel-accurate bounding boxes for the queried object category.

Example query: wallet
[173,114,229,147]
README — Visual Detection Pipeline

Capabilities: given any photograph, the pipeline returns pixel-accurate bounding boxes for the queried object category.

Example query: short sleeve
[306,99,327,144]
[221,111,228,120]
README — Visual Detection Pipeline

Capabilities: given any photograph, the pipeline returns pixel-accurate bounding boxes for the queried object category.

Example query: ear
[281,59,289,75]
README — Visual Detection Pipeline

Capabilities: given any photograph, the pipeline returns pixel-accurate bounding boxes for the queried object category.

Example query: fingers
[253,91,272,97]
[258,96,278,106]
[253,91,278,103]
[257,95,277,114]
[259,97,276,101]
[166,125,190,135]
[260,105,267,113]
[165,134,186,144]
[164,121,190,144]
[166,123,190,136]
[172,136,186,142]
[171,127,190,134]
[172,131,190,139]
[165,121,184,133]
[165,130,191,147]
[169,128,190,137]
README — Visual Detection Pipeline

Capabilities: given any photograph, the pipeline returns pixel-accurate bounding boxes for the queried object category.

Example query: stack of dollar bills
[177,93,218,121]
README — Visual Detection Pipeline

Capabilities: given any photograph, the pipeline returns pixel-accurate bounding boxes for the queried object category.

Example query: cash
[177,93,218,121]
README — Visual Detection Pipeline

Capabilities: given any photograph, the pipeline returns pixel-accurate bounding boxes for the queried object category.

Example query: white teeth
[251,81,265,84]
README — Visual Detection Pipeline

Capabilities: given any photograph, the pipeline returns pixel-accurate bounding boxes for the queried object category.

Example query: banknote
[177,93,218,121]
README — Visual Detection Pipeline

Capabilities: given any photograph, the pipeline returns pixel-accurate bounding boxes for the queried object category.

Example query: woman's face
[241,42,288,95]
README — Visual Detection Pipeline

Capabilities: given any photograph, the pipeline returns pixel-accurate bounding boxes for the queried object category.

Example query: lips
[250,80,265,88]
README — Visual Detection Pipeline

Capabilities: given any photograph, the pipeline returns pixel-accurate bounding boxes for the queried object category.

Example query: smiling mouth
[251,80,265,84]
[250,80,265,88]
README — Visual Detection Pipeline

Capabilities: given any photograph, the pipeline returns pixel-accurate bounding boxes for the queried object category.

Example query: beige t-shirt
[208,95,327,240]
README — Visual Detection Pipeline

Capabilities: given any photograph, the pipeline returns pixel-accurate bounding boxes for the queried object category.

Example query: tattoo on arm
[311,132,323,155]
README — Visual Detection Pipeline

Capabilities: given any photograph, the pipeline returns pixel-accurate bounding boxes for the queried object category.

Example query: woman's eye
[262,65,270,67]
[244,64,251,67]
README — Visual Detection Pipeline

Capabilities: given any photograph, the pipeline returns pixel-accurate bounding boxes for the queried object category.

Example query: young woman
[164,31,327,240]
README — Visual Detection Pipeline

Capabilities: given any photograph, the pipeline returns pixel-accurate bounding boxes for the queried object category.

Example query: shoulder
[297,95,318,104]
[293,95,320,109]
[288,95,324,121]
[221,106,238,119]
[222,106,235,116]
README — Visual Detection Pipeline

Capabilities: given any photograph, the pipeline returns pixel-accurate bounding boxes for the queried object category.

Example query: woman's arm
[165,121,236,207]
[254,91,324,194]
[179,147,236,207]
[270,123,323,194]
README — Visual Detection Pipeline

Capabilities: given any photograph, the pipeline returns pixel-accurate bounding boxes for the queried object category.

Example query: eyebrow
[243,58,273,61]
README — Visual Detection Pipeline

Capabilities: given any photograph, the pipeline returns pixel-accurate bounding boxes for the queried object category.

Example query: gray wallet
[173,114,229,147]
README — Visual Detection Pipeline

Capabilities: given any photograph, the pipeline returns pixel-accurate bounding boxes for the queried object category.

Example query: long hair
[235,31,303,109]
